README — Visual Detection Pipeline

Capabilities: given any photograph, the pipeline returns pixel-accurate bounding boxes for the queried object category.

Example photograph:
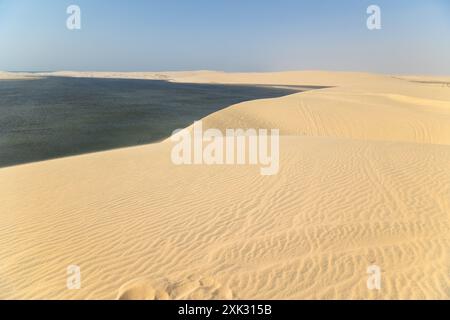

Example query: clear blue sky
[1,0,449,74]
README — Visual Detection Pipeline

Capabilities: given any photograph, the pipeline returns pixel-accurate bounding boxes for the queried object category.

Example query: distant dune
[0,71,449,299]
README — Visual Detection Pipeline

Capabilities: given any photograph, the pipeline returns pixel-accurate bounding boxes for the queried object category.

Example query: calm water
[0,77,314,168]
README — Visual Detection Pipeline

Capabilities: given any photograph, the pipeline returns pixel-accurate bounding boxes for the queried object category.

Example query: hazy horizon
[1,0,449,75]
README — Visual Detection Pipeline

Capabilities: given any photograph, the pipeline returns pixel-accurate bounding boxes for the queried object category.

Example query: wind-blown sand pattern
[0,71,449,299]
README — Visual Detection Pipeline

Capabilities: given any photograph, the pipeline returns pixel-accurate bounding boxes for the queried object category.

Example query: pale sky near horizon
[0,0,449,75]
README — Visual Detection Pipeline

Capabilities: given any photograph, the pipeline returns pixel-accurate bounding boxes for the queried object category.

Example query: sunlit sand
[0,71,449,299]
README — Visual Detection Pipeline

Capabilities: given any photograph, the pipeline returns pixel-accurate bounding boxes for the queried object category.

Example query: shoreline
[0,75,314,169]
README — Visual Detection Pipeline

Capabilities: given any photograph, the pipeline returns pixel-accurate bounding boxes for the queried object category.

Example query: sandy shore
[0,71,449,299]
[0,71,43,80]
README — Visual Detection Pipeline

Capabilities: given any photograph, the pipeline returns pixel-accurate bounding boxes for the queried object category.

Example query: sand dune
[0,71,449,299]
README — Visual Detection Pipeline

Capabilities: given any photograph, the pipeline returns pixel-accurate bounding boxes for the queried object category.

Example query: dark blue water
[0,77,317,168]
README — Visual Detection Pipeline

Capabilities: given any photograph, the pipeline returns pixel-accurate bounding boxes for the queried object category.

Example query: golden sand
[0,71,449,299]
